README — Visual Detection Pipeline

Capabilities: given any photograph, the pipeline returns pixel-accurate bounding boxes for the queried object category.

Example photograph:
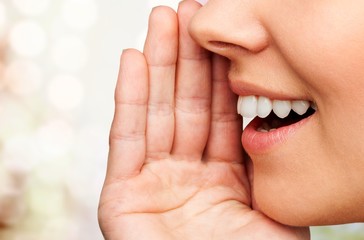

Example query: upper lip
[228,78,311,101]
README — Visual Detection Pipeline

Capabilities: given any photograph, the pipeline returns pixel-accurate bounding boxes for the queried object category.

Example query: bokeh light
[51,36,88,71]
[2,135,36,174]
[0,62,5,91]
[0,2,7,35]
[0,97,34,138]
[9,20,47,57]
[36,119,74,159]
[47,74,84,111]
[61,0,98,30]
[0,187,25,226]
[27,185,65,217]
[11,0,50,16]
[4,60,43,96]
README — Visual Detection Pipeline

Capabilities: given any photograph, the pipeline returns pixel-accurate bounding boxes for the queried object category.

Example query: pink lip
[242,114,314,154]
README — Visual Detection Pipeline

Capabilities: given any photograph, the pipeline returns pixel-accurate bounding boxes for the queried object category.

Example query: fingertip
[117,48,148,104]
[120,48,144,63]
[178,0,203,29]
[144,6,178,66]
[119,48,147,74]
[151,5,176,18]
[178,0,202,15]
[149,6,178,36]
[178,0,209,60]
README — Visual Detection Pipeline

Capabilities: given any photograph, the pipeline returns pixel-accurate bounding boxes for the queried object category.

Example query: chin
[253,177,363,227]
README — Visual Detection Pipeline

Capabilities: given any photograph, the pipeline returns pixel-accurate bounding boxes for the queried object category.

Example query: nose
[189,0,269,57]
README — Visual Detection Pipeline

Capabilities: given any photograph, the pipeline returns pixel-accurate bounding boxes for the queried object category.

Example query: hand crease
[109,131,145,142]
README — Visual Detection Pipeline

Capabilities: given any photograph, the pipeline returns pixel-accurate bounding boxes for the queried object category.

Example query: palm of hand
[101,159,251,239]
[99,1,309,239]
[100,159,306,239]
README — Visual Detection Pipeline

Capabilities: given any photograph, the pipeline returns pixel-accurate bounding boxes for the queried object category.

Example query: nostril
[209,41,236,49]
[208,41,247,55]
[210,25,270,54]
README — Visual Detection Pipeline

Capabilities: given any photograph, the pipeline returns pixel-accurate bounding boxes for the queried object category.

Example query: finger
[204,54,243,163]
[107,49,148,181]
[172,0,212,159]
[143,7,178,161]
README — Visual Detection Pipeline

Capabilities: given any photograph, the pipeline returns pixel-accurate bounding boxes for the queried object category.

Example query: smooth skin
[98,1,309,239]
[188,0,364,226]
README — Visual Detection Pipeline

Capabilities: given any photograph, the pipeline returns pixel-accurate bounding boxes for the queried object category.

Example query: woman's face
[189,0,364,226]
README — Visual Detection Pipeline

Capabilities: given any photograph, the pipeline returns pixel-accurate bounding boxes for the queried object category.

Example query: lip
[229,79,311,101]
[242,113,314,154]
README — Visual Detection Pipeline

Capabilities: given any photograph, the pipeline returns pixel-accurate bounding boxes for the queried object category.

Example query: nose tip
[189,1,269,55]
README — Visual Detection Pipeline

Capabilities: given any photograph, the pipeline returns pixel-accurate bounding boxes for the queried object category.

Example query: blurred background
[0,0,362,239]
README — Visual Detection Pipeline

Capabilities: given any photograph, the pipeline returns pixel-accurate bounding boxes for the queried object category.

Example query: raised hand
[98,0,309,239]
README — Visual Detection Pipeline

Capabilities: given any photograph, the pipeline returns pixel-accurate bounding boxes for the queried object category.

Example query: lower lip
[242,115,314,154]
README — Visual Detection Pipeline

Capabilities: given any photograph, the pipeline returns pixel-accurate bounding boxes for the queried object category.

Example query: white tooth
[237,96,243,115]
[257,96,273,118]
[292,100,310,115]
[272,100,291,118]
[240,96,258,118]
[258,128,268,133]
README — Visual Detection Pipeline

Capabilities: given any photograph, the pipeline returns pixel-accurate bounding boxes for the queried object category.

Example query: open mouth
[256,107,316,132]
[237,96,317,132]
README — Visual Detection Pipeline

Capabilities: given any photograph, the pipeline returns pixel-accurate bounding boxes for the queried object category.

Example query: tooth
[272,100,291,118]
[292,100,310,115]
[258,128,268,133]
[237,96,243,115]
[240,96,258,118]
[257,96,273,118]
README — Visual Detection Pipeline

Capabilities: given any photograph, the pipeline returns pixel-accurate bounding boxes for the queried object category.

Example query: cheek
[274,1,364,180]
[283,5,364,176]
[251,0,364,226]
[278,2,364,99]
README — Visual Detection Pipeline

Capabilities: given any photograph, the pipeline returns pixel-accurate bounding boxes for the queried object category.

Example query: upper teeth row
[237,96,314,119]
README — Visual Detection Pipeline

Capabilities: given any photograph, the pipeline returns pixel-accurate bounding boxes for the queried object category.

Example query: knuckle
[175,96,210,114]
[211,112,240,122]
[147,102,174,116]
[109,131,145,143]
